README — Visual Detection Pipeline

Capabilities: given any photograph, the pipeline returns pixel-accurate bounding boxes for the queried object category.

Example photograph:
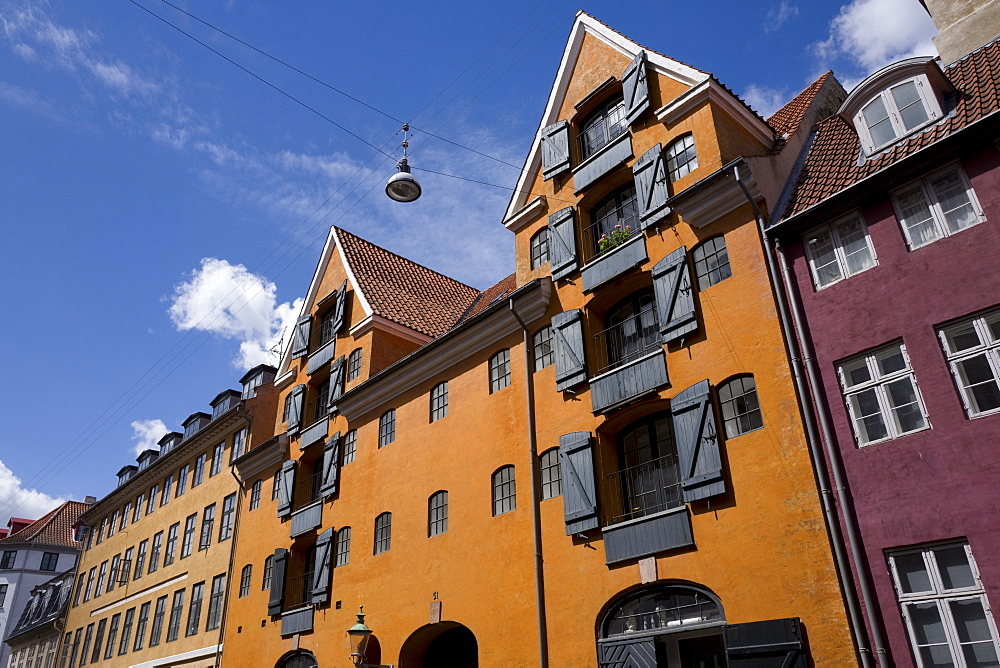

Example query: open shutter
[327,356,346,410]
[559,432,598,535]
[671,380,725,502]
[311,528,334,605]
[724,618,806,668]
[267,548,288,616]
[633,144,670,229]
[290,315,312,359]
[652,246,697,343]
[320,434,340,499]
[552,309,587,392]
[287,384,306,433]
[622,50,650,126]
[598,637,657,668]
[548,207,579,281]
[276,460,297,518]
[331,280,348,335]
[541,120,571,180]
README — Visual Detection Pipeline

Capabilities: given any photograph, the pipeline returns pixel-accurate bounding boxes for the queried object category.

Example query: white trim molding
[656,79,774,147]
[127,644,222,668]
[503,196,548,233]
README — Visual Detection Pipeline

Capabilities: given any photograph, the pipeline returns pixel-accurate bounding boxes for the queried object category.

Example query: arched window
[430,382,448,422]
[692,236,731,290]
[489,350,511,393]
[347,348,363,381]
[718,375,763,438]
[239,565,252,598]
[665,134,698,182]
[342,430,357,465]
[530,228,549,269]
[374,513,392,554]
[378,410,395,448]
[579,95,627,159]
[492,466,516,516]
[599,290,658,373]
[277,652,318,668]
[610,414,682,524]
[601,585,723,638]
[587,183,639,259]
[539,449,561,500]
[335,527,351,566]
[428,491,448,537]
[262,555,273,590]
[318,307,338,347]
[533,326,553,371]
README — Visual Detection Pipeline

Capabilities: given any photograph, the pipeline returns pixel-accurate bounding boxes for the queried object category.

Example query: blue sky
[0,0,937,520]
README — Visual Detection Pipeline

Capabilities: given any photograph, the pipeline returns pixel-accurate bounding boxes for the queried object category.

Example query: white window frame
[803,211,878,289]
[891,164,986,250]
[939,308,1000,418]
[838,342,929,446]
[888,542,1000,667]
[854,75,941,154]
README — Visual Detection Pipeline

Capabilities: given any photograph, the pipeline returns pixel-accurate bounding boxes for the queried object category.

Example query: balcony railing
[593,307,660,376]
[293,472,322,511]
[582,216,641,265]
[284,571,315,611]
[605,455,683,526]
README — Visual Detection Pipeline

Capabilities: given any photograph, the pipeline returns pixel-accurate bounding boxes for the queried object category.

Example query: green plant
[598,224,633,253]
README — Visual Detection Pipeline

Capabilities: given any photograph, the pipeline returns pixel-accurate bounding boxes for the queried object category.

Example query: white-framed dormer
[839,56,955,157]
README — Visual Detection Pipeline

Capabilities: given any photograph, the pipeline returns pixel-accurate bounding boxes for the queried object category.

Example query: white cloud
[168,258,303,369]
[0,460,64,521]
[765,2,799,32]
[130,419,167,457]
[814,0,937,80]
[742,84,792,119]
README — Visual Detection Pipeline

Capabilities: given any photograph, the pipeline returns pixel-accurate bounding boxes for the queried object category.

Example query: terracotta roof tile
[335,228,481,339]
[769,71,833,136]
[455,273,518,326]
[0,500,90,548]
[783,39,1000,218]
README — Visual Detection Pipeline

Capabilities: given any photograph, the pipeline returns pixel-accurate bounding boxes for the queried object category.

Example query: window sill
[581,233,647,292]
[573,132,633,192]
[856,424,931,448]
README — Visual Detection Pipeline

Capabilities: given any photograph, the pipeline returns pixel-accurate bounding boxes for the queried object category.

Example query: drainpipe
[510,299,549,668]
[733,163,882,668]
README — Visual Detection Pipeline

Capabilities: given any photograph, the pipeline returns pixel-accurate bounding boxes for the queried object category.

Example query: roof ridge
[576,11,709,76]
[944,33,1000,68]
[0,500,89,545]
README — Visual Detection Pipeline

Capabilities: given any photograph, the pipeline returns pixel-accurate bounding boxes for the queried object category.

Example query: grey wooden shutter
[552,309,587,392]
[633,144,670,229]
[541,121,571,180]
[559,432,598,535]
[276,460,297,518]
[287,385,306,433]
[310,528,334,605]
[332,280,348,335]
[327,356,346,410]
[290,315,312,359]
[319,434,340,499]
[267,548,288,616]
[652,246,697,343]
[671,380,725,502]
[622,50,650,126]
[598,636,657,668]
[548,207,579,281]
[724,617,806,668]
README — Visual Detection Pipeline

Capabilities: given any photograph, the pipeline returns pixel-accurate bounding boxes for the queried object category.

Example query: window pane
[851,389,888,443]
[837,218,875,274]
[946,324,983,353]
[935,547,976,590]
[956,356,1000,414]
[807,228,842,286]
[896,184,940,246]
[896,552,933,593]
[908,602,954,659]
[931,170,978,233]
[877,346,907,375]
[863,95,896,146]
[842,358,872,387]
[892,81,929,131]
[885,378,926,433]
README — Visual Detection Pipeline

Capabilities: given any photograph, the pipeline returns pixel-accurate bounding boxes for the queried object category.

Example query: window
[84,567,96,601]
[0,583,6,607]
[600,290,659,372]
[219,493,236,541]
[335,527,351,567]
[579,94,626,160]
[804,212,877,289]
[858,78,936,151]
[839,342,928,446]
[430,382,448,422]
[166,589,185,642]
[108,511,118,537]
[342,430,357,464]
[134,602,150,652]
[73,574,85,606]
[374,513,392,554]
[135,540,148,579]
[601,585,723,640]
[313,378,331,423]
[718,375,764,438]
[283,393,295,424]
[490,349,511,393]
[192,454,206,487]
[40,552,58,571]
[492,466,516,516]
[539,449,562,500]
[118,607,135,655]
[262,555,274,590]
[105,613,120,660]
[610,414,683,524]
[347,348,363,381]
[206,574,225,630]
[249,479,263,510]
[210,442,224,476]
[892,165,985,249]
[176,465,189,496]
[530,228,549,269]
[120,546,134,584]
[533,326,554,371]
[319,307,338,347]
[272,470,281,500]
[97,518,106,543]
[889,542,999,666]
[692,236,732,290]
[665,134,698,181]
[161,475,173,506]
[90,619,105,664]
[940,309,1000,417]
[164,523,179,566]
[133,495,144,523]
[149,596,167,647]
[232,428,247,461]
[181,514,197,558]
[239,565,252,598]
[587,184,639,259]
[186,582,204,636]
[428,491,448,537]
[0,550,15,568]
[149,532,163,574]
[199,505,215,551]
[379,410,396,447]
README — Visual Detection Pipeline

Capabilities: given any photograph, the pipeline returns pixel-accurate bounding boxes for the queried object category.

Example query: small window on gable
[858,78,937,152]
[318,308,338,347]
[665,134,698,182]
[530,228,549,269]
[579,95,627,160]
[804,211,877,289]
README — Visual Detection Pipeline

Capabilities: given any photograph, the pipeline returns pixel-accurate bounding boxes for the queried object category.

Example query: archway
[399,622,478,668]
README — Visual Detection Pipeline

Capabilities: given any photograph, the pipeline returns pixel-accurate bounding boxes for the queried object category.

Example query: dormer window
[861,79,932,148]
[579,95,626,160]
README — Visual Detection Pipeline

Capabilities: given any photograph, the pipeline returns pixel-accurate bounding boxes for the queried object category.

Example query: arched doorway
[399,622,478,668]
[276,651,317,668]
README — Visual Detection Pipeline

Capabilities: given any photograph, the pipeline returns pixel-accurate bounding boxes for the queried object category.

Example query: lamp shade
[347,608,372,663]
[386,159,422,202]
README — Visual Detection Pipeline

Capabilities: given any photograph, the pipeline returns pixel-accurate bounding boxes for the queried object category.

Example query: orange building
[222,13,863,668]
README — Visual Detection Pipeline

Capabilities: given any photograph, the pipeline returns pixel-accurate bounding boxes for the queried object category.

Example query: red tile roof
[782,39,1000,219]
[455,273,518,325]
[0,500,90,548]
[769,71,834,137]
[335,228,481,339]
